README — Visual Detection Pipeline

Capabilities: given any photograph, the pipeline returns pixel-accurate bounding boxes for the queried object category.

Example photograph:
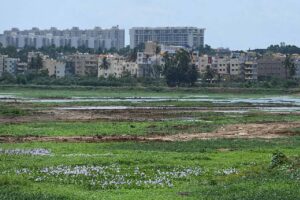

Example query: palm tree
[100,57,110,70]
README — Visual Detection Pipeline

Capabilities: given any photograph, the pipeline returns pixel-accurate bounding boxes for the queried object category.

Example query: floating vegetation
[12,165,202,189]
[216,168,239,176]
[0,148,52,156]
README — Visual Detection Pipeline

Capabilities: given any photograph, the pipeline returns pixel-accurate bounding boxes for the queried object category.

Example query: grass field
[1,112,300,137]
[1,87,300,199]
[0,86,293,99]
[1,138,300,200]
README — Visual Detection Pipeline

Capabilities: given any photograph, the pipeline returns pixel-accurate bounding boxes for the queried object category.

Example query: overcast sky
[1,0,299,50]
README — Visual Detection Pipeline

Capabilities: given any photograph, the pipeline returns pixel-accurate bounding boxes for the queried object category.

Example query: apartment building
[16,62,28,74]
[98,55,138,78]
[43,58,66,78]
[3,58,19,75]
[66,53,98,77]
[243,61,258,81]
[293,55,300,79]
[130,27,205,49]
[198,55,213,74]
[1,26,125,50]
[257,55,287,80]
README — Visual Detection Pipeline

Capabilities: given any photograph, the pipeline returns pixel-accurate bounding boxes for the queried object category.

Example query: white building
[54,62,66,78]
[130,27,205,49]
[1,26,125,50]
[3,58,19,75]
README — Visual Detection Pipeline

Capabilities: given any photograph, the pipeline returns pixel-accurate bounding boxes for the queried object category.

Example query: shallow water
[2,94,300,107]
[55,106,300,113]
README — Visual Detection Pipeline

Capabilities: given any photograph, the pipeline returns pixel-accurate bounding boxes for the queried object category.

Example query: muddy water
[2,94,300,111]
[1,95,300,104]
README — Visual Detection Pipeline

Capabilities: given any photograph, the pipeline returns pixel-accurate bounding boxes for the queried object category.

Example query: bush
[270,151,288,168]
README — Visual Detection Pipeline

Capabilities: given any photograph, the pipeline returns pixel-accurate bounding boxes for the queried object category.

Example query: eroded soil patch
[1,122,299,143]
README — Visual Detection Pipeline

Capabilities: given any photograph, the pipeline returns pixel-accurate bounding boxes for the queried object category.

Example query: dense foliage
[163,49,199,87]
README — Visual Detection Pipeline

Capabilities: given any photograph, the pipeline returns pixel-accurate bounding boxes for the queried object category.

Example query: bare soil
[1,122,299,143]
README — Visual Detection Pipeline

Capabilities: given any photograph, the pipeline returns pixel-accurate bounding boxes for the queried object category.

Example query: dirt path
[1,122,299,143]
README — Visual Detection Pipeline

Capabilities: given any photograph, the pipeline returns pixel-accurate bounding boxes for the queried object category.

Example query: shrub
[270,151,288,168]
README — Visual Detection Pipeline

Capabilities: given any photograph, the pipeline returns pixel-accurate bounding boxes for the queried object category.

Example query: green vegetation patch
[0,138,300,200]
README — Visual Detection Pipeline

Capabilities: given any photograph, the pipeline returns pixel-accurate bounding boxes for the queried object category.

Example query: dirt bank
[1,122,299,143]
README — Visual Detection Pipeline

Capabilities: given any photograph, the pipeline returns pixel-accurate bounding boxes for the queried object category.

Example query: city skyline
[0,0,300,50]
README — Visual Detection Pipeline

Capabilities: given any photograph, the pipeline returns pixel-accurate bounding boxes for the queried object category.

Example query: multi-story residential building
[1,26,125,50]
[136,52,164,78]
[257,55,287,80]
[43,58,66,78]
[3,58,19,75]
[16,62,28,74]
[130,27,205,49]
[54,62,66,78]
[198,55,213,74]
[293,55,300,79]
[28,51,46,64]
[198,55,242,79]
[98,55,139,78]
[243,61,258,81]
[66,53,99,77]
[229,58,242,76]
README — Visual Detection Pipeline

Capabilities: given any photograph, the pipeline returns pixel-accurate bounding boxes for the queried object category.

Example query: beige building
[257,54,287,80]
[243,61,258,81]
[198,55,213,74]
[43,58,66,78]
[67,53,99,77]
[98,55,138,78]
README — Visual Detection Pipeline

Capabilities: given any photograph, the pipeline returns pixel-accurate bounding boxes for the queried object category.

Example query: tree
[203,66,216,83]
[197,45,216,55]
[28,54,43,74]
[163,49,199,87]
[283,54,296,79]
[100,57,110,70]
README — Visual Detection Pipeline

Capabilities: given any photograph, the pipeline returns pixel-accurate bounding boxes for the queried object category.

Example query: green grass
[0,120,211,136]
[0,86,286,99]
[0,104,28,117]
[1,112,299,137]
[0,138,300,199]
[1,87,300,199]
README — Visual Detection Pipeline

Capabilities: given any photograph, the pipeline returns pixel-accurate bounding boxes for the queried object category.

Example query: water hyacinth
[13,165,202,189]
[216,168,238,175]
[0,148,51,156]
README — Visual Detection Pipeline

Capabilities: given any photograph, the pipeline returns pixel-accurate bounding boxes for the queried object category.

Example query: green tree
[163,49,199,87]
[100,57,110,70]
[283,54,296,79]
[203,66,216,83]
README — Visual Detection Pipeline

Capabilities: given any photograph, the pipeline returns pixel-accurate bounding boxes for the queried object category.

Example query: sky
[0,0,299,50]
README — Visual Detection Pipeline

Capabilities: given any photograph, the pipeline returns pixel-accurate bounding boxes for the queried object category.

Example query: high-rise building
[1,26,125,50]
[129,27,205,49]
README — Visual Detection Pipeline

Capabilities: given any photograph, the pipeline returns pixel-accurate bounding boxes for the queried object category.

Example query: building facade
[130,27,205,49]
[43,58,65,78]
[1,26,125,50]
[66,53,99,77]
[257,55,287,80]
[98,55,139,78]
[3,58,19,75]
[243,61,258,81]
